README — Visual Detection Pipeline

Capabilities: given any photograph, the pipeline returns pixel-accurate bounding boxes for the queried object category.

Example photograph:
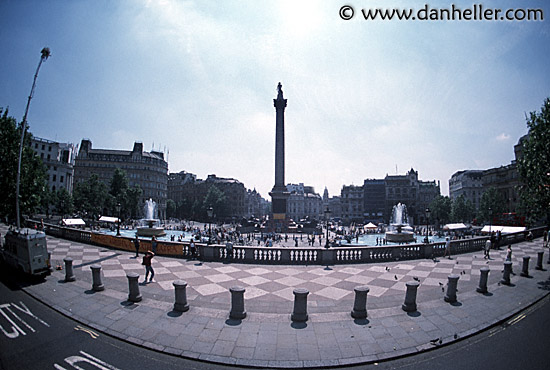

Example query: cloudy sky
[1,0,549,199]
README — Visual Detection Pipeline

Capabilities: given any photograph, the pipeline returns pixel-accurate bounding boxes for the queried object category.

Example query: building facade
[286,183,323,221]
[32,137,77,194]
[449,170,484,210]
[363,179,385,224]
[74,140,168,219]
[341,185,364,224]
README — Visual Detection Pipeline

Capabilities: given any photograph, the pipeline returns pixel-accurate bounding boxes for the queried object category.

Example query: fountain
[136,199,166,237]
[385,203,414,243]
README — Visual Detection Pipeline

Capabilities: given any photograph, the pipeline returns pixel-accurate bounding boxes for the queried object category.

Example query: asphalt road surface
[1,267,549,370]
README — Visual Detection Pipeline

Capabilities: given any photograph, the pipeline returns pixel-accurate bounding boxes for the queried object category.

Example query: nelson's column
[269,82,290,231]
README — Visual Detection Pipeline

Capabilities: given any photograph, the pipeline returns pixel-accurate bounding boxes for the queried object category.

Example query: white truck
[0,228,51,277]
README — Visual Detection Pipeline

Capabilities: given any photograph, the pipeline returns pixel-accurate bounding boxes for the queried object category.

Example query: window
[60,176,64,183]
[53,175,56,182]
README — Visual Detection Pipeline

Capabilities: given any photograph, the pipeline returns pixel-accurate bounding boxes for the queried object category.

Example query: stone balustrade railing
[26,220,546,266]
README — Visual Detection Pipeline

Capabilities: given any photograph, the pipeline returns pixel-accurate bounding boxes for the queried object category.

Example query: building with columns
[31,137,77,194]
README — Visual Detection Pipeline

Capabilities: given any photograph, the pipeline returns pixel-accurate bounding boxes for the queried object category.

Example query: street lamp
[15,47,51,229]
[116,203,121,236]
[207,207,213,244]
[324,205,332,248]
[424,208,430,244]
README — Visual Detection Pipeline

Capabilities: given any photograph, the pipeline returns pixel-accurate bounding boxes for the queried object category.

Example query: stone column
[351,286,369,319]
[520,256,530,277]
[90,264,104,291]
[229,286,246,319]
[476,267,490,294]
[173,280,189,312]
[64,257,75,282]
[444,275,460,303]
[402,281,420,312]
[536,251,544,270]
[127,272,142,302]
[291,288,309,322]
[501,261,512,285]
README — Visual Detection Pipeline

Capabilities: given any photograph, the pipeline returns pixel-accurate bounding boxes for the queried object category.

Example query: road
[1,268,549,370]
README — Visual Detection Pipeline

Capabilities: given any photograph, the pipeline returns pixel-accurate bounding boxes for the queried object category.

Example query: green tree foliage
[73,174,108,219]
[517,97,550,225]
[202,185,227,222]
[166,199,177,219]
[126,185,143,219]
[0,108,48,223]
[451,195,474,223]
[55,187,74,217]
[478,187,506,224]
[429,195,452,226]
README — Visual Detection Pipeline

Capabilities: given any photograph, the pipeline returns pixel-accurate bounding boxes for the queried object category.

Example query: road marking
[54,350,121,369]
[74,325,99,339]
[508,313,526,326]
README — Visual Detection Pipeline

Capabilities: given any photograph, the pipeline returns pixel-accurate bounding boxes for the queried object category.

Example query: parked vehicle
[0,228,51,277]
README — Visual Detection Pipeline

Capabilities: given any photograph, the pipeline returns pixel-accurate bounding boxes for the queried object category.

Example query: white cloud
[496,133,511,142]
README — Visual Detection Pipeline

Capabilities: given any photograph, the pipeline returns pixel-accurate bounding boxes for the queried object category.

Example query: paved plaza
[3,223,549,368]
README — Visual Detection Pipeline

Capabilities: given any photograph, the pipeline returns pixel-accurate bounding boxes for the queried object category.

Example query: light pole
[324,205,331,248]
[207,207,213,244]
[424,208,430,244]
[116,203,121,236]
[15,47,51,229]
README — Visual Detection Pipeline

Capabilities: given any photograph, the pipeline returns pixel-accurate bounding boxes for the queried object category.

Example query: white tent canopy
[98,216,120,223]
[364,222,378,229]
[481,225,526,234]
[443,223,468,230]
[62,218,86,226]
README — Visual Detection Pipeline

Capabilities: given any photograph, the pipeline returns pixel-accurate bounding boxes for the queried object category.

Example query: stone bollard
[90,264,104,291]
[536,251,544,270]
[229,286,246,319]
[126,272,142,302]
[64,257,76,282]
[351,286,370,319]
[476,267,490,294]
[291,288,309,322]
[501,261,512,285]
[173,280,189,312]
[402,281,420,312]
[520,256,531,277]
[444,275,460,303]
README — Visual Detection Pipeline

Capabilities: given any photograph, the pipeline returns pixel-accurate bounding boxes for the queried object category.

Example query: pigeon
[456,261,459,264]
[454,333,458,339]
[394,275,398,280]
[413,276,420,282]
[442,287,445,292]
[430,338,440,344]
[438,282,443,286]
[439,339,443,345]
[385,266,390,271]
[463,270,466,274]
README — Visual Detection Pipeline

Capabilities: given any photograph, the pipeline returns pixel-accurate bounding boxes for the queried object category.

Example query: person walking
[484,238,491,259]
[142,251,155,283]
[189,239,196,260]
[133,235,140,257]
[443,237,452,259]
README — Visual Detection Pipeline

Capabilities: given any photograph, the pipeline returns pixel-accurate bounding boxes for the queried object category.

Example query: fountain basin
[136,218,166,237]
[385,231,414,243]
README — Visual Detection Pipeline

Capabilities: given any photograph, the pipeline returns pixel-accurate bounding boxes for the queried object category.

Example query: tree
[0,108,48,223]
[451,195,473,223]
[517,97,550,225]
[202,185,227,222]
[55,187,74,218]
[73,174,108,220]
[429,195,452,227]
[126,185,143,219]
[478,187,506,224]
[166,199,177,219]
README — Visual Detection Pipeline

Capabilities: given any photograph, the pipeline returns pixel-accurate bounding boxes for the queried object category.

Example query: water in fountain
[386,203,414,243]
[137,198,166,237]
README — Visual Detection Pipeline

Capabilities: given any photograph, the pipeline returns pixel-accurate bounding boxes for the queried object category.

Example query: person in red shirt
[142,251,155,283]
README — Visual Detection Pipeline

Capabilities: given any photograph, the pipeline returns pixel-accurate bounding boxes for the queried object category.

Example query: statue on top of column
[277,82,283,99]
